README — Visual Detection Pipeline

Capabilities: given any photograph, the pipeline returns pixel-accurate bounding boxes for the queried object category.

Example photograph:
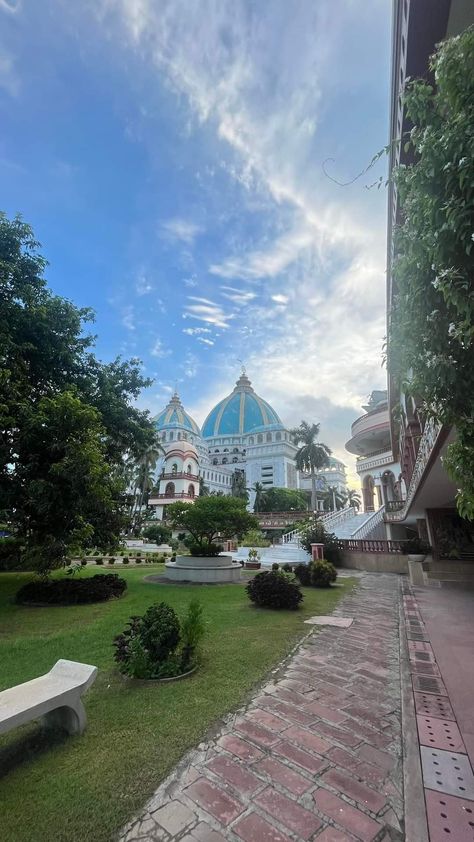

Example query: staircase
[332,513,376,539]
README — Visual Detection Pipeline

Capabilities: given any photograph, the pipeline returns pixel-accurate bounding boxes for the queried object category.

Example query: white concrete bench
[0,659,98,737]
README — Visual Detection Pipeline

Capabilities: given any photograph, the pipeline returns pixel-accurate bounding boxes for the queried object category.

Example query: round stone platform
[164,555,241,583]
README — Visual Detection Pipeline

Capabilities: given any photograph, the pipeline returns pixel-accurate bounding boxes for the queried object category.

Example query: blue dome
[202,373,282,438]
[154,393,201,436]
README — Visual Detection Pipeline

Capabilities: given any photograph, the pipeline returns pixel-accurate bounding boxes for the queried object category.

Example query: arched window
[223,448,229,452]
[212,458,218,465]
[177,432,181,440]
[257,434,263,444]
[182,432,187,440]
[171,463,178,475]
[188,484,195,498]
[169,432,174,441]
[214,449,220,453]
[266,432,272,442]
[187,463,192,474]
[275,432,281,441]
[222,457,228,464]
[232,457,238,463]
[233,447,239,453]
[249,437,254,445]
[161,432,166,442]
[165,482,175,496]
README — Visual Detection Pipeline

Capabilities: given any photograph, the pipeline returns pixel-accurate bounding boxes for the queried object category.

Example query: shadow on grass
[0,724,69,779]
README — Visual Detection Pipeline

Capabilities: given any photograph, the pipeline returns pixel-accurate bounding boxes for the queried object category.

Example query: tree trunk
[311,473,317,512]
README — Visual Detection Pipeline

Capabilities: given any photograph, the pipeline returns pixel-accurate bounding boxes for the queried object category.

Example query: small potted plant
[245,548,261,570]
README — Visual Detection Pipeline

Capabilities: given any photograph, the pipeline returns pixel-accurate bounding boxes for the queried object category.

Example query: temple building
[148,371,303,518]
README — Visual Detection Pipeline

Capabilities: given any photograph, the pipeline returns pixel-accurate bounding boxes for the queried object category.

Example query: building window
[266,432,272,442]
[165,482,175,496]
[169,432,174,441]
[212,458,218,465]
[223,448,229,452]
[249,437,254,445]
[177,432,181,440]
[171,463,178,475]
[232,457,238,463]
[187,463,192,474]
[188,484,195,498]
[222,457,228,464]
[275,432,281,441]
[257,434,263,443]
[233,447,239,453]
[214,449,220,453]
[161,432,166,442]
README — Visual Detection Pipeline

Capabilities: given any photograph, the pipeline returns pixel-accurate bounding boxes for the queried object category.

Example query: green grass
[0,567,355,842]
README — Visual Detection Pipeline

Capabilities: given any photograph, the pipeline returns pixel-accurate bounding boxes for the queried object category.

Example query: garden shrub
[108,558,115,565]
[122,556,129,564]
[96,558,103,565]
[16,573,127,605]
[294,563,311,586]
[80,558,87,566]
[298,519,342,567]
[0,537,22,571]
[246,571,303,610]
[271,562,279,571]
[135,557,142,564]
[282,563,293,573]
[113,600,204,679]
[309,559,337,588]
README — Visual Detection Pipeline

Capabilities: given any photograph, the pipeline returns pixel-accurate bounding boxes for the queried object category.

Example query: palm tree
[131,434,164,529]
[342,488,362,511]
[231,470,249,502]
[326,485,345,512]
[291,421,331,512]
[252,482,266,513]
[199,476,210,496]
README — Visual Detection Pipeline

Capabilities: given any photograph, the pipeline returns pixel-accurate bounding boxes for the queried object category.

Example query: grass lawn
[0,566,356,842]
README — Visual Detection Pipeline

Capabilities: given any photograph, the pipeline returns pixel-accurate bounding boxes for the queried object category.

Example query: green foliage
[143,524,172,545]
[308,559,337,588]
[388,29,474,518]
[257,486,309,512]
[187,541,223,557]
[0,537,22,571]
[113,600,204,678]
[402,537,431,556]
[291,421,331,510]
[246,570,303,610]
[271,562,279,571]
[16,573,127,605]
[298,517,342,566]
[231,470,249,501]
[0,213,156,568]
[282,562,293,573]
[167,496,258,555]
[240,528,270,547]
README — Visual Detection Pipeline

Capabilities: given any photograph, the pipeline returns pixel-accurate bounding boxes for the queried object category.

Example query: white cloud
[182,326,212,335]
[220,285,256,305]
[183,296,234,329]
[121,306,136,331]
[197,337,214,346]
[0,50,19,96]
[271,294,289,305]
[160,217,203,245]
[135,273,153,295]
[150,338,171,357]
[183,275,198,288]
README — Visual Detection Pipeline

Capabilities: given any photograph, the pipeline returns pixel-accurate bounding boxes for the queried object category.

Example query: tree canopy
[166,496,258,554]
[388,29,474,518]
[257,486,309,512]
[0,213,156,568]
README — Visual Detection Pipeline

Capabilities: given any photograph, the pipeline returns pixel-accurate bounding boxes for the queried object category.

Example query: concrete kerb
[399,583,429,842]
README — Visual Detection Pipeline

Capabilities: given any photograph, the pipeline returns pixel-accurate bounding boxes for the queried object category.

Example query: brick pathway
[120,574,404,842]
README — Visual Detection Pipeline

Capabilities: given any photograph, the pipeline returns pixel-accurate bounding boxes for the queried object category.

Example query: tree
[252,482,265,513]
[143,523,172,545]
[130,434,164,532]
[342,489,362,511]
[15,391,125,574]
[388,29,474,518]
[258,487,309,512]
[199,476,210,496]
[0,213,156,565]
[323,485,345,512]
[166,496,258,555]
[298,517,342,567]
[291,421,331,511]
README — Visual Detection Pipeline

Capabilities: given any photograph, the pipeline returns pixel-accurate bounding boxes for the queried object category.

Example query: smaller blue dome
[154,393,201,436]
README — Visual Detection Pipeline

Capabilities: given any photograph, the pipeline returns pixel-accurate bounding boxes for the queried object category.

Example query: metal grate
[411,651,436,663]
[410,661,441,676]
[407,630,431,642]
[425,789,474,841]
[417,716,466,752]
[408,640,434,653]
[413,675,447,695]
[414,692,456,721]
[421,747,474,799]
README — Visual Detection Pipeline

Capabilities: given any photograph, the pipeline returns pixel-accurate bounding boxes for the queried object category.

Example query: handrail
[281,507,357,545]
[384,418,443,522]
[338,538,405,554]
[350,505,385,539]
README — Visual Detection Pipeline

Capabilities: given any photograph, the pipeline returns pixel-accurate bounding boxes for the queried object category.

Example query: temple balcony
[345,404,391,457]
[355,449,395,475]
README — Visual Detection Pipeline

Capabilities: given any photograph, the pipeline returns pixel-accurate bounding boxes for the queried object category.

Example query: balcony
[160,472,199,481]
[355,449,395,475]
[384,417,443,522]
[149,492,196,502]
[345,405,391,456]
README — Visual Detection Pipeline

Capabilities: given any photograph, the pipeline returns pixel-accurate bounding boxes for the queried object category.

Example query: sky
[0,0,392,486]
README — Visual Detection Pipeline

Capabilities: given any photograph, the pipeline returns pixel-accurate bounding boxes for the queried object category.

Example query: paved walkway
[121,574,404,842]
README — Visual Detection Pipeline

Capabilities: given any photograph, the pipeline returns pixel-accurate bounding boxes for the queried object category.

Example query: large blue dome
[202,373,282,438]
[154,393,201,436]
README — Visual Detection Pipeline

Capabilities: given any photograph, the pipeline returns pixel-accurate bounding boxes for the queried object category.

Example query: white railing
[384,418,444,522]
[355,452,394,474]
[350,505,386,539]
[281,507,357,545]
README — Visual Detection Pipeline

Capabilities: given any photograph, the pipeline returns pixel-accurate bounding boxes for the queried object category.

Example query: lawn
[0,566,355,842]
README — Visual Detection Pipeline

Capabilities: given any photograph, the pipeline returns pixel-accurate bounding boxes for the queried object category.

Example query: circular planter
[165,555,241,583]
[407,553,426,562]
[121,665,198,685]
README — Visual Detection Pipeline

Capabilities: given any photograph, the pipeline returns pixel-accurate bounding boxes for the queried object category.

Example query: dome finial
[237,358,246,377]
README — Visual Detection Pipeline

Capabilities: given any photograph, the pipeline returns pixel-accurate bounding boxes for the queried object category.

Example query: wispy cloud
[271,294,289,305]
[121,306,136,331]
[197,336,214,346]
[135,273,153,295]
[182,326,212,336]
[160,218,203,245]
[220,285,256,305]
[150,338,171,357]
[183,296,234,329]
[0,50,19,96]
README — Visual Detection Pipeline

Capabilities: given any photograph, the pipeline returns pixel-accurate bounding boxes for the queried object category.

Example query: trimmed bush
[294,563,311,586]
[16,573,127,605]
[108,558,115,565]
[246,571,303,610]
[80,558,87,566]
[271,562,279,571]
[309,559,337,588]
[96,558,104,565]
[122,557,129,564]
[135,557,142,564]
[282,563,293,573]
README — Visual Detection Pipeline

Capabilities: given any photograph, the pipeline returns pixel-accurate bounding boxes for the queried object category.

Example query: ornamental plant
[246,570,303,610]
[388,28,474,519]
[167,496,258,556]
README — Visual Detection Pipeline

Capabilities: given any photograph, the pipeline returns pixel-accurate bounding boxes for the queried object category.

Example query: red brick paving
[120,573,403,842]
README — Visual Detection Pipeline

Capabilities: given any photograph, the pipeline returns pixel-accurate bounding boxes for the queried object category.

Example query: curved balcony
[160,472,199,481]
[345,406,391,456]
[149,492,196,503]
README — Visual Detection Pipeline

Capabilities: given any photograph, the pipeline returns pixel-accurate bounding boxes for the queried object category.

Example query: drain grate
[421,747,474,799]
[412,651,436,663]
[414,692,456,721]
[417,716,466,752]
[411,661,441,676]
[407,630,431,642]
[425,789,474,841]
[413,675,448,695]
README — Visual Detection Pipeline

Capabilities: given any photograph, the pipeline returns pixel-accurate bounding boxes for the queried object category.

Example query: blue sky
[0,0,391,482]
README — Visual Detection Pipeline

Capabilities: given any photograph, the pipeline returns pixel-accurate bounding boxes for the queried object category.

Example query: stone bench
[0,659,98,737]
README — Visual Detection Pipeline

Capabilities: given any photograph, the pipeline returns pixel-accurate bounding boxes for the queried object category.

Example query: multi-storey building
[385,0,474,554]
